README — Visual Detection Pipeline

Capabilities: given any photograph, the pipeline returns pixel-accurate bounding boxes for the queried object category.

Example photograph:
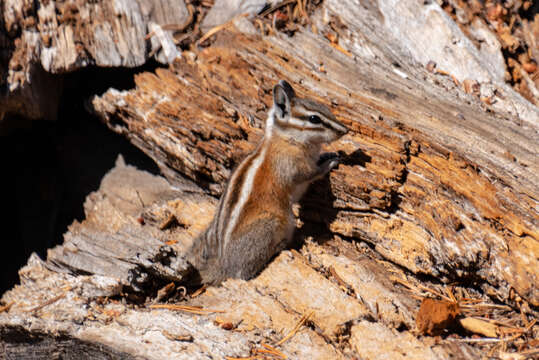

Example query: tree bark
[1,0,537,359]
[0,0,189,120]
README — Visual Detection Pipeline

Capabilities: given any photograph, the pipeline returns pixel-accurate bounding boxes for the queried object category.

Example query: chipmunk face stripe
[291,103,347,133]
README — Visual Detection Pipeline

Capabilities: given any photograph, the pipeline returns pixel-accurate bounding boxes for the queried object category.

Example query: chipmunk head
[268,80,348,144]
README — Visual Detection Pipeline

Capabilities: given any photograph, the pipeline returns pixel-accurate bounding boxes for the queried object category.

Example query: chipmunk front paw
[317,152,341,173]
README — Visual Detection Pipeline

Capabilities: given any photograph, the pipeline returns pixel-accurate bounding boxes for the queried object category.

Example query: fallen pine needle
[260,343,287,359]
[390,276,449,300]
[446,337,501,343]
[25,288,71,313]
[460,303,512,311]
[149,304,225,314]
[275,311,313,346]
[417,284,452,302]
[436,69,450,76]
[198,13,249,45]
[524,318,537,331]
[256,348,284,357]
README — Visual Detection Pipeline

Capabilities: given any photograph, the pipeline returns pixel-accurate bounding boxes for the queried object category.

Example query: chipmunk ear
[273,80,295,118]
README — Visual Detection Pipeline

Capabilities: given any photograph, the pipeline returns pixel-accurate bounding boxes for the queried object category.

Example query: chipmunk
[187,80,348,285]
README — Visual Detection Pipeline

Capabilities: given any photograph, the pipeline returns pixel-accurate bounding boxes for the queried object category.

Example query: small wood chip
[162,330,194,342]
[152,282,176,304]
[329,266,349,290]
[522,62,537,73]
[0,301,14,313]
[214,317,236,330]
[459,317,498,338]
[190,284,207,298]
[480,96,493,105]
[463,79,479,94]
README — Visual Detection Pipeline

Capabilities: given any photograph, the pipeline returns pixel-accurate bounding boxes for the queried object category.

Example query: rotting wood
[91,24,538,307]
[1,0,190,120]
[0,160,531,359]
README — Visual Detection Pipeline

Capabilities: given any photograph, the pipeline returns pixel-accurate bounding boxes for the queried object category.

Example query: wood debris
[254,0,316,36]
[161,330,194,342]
[151,282,176,304]
[0,301,14,313]
[159,212,179,230]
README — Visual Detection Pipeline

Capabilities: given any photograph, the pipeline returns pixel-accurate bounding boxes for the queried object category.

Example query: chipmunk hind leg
[223,217,288,281]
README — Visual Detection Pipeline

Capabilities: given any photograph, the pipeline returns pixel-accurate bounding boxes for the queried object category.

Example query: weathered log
[91,6,538,306]
[0,0,189,120]
[1,158,484,359]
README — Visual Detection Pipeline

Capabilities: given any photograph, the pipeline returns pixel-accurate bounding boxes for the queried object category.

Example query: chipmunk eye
[308,115,322,124]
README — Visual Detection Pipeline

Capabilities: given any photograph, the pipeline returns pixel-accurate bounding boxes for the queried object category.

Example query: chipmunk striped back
[187,80,348,285]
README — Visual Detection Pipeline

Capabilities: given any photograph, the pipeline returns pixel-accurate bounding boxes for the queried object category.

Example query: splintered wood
[92,26,538,310]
